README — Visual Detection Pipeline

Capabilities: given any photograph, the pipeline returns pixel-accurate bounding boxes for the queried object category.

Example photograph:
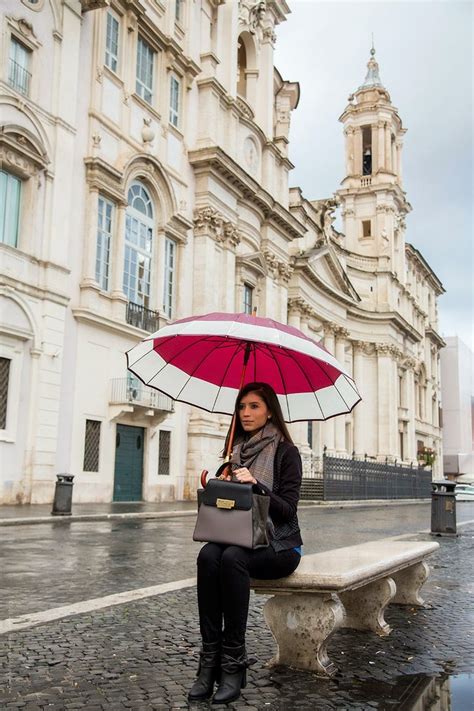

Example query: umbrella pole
[224,342,252,462]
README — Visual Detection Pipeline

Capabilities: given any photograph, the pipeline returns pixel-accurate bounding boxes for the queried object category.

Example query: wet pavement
[0,522,473,709]
[2,503,474,621]
[0,500,197,520]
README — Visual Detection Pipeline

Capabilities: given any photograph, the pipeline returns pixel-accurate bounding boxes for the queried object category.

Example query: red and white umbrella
[126,311,361,423]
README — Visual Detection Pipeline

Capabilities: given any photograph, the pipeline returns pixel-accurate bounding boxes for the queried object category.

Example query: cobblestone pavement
[2,503,473,621]
[1,522,473,709]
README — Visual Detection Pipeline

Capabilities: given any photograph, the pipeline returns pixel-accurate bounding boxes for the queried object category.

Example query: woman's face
[238,392,271,435]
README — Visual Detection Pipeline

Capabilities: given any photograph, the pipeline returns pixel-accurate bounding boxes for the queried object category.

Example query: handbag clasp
[216,498,235,510]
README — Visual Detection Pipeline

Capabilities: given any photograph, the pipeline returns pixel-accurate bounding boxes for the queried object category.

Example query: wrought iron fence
[110,378,174,412]
[300,453,432,501]
[126,301,161,333]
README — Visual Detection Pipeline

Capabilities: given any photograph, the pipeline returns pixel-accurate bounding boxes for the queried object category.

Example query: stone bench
[251,539,439,676]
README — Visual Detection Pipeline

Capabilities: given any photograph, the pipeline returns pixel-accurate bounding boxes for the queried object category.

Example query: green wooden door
[113,425,144,502]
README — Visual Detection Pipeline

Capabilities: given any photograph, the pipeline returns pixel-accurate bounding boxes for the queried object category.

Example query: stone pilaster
[321,323,337,452]
[352,340,367,456]
[375,344,398,458]
[335,328,349,454]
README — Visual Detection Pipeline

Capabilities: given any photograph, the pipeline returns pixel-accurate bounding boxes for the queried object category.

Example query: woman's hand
[233,467,257,485]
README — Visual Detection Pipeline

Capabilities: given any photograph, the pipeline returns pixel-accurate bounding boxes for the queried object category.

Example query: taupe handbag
[193,466,271,549]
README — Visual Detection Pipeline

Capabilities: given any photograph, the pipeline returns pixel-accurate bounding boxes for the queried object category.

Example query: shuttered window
[158,430,171,476]
[83,420,101,472]
[0,358,10,429]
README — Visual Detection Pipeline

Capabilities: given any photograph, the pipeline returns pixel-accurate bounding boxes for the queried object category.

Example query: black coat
[256,440,303,551]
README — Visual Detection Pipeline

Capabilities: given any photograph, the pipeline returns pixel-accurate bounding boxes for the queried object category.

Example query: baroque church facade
[0,0,444,505]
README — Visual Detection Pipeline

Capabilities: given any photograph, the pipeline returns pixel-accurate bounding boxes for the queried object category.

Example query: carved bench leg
[262,593,344,676]
[339,577,396,636]
[391,561,430,606]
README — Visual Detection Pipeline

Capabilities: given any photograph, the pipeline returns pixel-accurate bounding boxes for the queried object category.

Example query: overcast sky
[274,0,473,352]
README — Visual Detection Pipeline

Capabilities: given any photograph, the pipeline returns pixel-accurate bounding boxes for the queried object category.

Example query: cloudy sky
[274,0,473,351]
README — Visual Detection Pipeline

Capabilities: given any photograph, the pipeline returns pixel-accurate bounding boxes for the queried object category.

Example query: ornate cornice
[189,146,306,241]
[84,156,125,204]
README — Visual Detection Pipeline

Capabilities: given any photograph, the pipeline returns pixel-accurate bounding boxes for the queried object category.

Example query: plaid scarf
[230,422,282,490]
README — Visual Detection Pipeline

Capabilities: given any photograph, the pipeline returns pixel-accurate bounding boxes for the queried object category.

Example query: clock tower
[337,47,411,279]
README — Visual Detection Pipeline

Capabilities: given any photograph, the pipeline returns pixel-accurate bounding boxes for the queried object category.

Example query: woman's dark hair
[223,381,293,455]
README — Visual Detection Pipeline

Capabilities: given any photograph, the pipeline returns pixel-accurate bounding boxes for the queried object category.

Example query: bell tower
[337,47,411,277]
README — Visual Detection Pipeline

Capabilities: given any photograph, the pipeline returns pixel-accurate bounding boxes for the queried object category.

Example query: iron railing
[300,452,432,501]
[110,378,174,412]
[9,59,31,96]
[126,302,162,333]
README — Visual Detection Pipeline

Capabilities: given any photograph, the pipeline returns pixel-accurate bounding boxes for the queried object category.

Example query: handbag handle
[200,462,232,489]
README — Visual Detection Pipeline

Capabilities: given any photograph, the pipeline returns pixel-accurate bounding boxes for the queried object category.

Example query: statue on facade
[239,1,267,35]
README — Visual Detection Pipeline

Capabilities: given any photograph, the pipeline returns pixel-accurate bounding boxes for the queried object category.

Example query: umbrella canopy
[126,312,361,423]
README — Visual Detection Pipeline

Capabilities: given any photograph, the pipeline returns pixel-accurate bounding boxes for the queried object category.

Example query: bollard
[51,474,74,516]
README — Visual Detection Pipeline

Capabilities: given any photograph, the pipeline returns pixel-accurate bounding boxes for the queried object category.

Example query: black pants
[197,543,301,647]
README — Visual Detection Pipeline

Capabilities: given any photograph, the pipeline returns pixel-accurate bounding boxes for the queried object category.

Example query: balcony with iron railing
[8,59,31,96]
[110,378,174,413]
[126,301,162,333]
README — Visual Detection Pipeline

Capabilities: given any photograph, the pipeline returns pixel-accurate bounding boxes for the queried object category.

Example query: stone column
[354,127,362,175]
[405,358,417,462]
[396,139,403,181]
[322,324,336,453]
[82,187,100,288]
[370,124,379,174]
[352,341,366,456]
[111,202,128,318]
[335,329,348,454]
[287,298,302,330]
[23,348,42,502]
[384,124,392,172]
[345,127,354,175]
[377,121,385,172]
[287,299,311,456]
[376,344,397,459]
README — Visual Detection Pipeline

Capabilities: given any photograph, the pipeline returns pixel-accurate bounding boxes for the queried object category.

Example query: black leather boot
[212,644,248,705]
[188,641,221,702]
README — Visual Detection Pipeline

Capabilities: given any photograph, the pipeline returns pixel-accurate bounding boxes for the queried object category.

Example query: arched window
[237,38,247,97]
[123,182,154,308]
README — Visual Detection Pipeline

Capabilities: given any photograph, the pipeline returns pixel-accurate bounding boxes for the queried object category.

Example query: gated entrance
[113,424,144,501]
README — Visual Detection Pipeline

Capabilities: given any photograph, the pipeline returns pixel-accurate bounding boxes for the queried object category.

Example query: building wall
[441,336,474,478]
[0,0,445,504]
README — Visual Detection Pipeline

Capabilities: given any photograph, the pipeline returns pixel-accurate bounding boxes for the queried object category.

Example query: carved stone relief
[193,206,241,249]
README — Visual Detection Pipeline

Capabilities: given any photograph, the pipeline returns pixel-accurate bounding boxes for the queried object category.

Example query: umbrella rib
[173,337,240,402]
[209,340,246,412]
[143,335,239,385]
[265,342,328,421]
[309,353,352,412]
[261,342,291,420]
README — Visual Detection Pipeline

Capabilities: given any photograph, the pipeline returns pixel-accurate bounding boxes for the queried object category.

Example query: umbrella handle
[200,463,233,488]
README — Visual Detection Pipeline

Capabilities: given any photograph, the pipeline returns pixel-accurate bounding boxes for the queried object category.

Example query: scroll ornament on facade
[262,249,293,282]
[193,207,241,248]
